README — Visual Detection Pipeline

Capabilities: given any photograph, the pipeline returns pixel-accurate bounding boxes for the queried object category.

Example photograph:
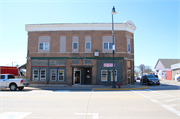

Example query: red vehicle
[136,77,140,80]
[0,66,18,76]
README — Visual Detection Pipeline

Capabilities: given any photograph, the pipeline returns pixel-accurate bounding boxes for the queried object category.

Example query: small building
[171,63,180,80]
[154,59,180,80]
[25,21,136,86]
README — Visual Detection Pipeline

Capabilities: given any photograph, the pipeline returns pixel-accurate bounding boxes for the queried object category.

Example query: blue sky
[0,0,179,70]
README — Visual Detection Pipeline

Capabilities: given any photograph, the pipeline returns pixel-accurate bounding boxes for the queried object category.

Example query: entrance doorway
[74,68,81,85]
[127,69,131,84]
[73,67,92,85]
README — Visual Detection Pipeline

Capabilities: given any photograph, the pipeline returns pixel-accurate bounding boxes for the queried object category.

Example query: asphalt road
[0,80,180,119]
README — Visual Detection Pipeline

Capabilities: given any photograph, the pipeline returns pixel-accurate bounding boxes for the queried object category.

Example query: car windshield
[146,75,157,78]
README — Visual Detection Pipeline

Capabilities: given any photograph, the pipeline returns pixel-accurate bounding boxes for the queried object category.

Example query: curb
[92,86,149,91]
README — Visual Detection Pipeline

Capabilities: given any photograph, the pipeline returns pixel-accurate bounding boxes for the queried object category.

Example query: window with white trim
[73,42,78,49]
[39,43,49,50]
[127,38,131,53]
[33,69,39,81]
[50,69,57,81]
[103,42,113,49]
[40,69,46,81]
[85,42,91,49]
[111,70,117,81]
[101,70,108,81]
[58,70,64,81]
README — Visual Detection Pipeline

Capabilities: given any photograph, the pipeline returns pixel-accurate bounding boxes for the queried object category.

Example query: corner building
[25,21,136,86]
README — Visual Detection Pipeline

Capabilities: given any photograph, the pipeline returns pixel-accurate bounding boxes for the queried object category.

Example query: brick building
[25,21,136,86]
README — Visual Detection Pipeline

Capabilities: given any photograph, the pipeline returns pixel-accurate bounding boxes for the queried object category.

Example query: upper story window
[73,42,78,49]
[102,36,114,53]
[38,36,50,53]
[39,43,49,50]
[85,36,91,53]
[103,42,113,49]
[85,42,91,49]
[127,38,131,53]
[72,36,79,53]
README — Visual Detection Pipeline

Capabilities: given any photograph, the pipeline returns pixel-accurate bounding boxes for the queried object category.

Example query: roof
[18,63,26,69]
[156,59,180,69]
[25,21,136,33]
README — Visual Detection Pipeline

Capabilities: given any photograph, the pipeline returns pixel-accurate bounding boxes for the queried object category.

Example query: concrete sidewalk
[26,83,148,91]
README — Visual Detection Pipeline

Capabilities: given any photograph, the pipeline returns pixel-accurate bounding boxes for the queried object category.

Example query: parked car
[136,77,140,80]
[140,74,160,85]
[0,74,29,91]
[177,76,180,82]
[175,74,180,81]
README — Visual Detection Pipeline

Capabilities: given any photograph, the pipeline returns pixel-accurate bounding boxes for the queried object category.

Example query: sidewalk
[26,83,148,91]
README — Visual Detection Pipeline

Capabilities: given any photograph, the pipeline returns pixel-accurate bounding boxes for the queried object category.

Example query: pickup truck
[0,74,29,91]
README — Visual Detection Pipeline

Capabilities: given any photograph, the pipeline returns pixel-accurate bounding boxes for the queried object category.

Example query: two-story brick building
[25,20,136,86]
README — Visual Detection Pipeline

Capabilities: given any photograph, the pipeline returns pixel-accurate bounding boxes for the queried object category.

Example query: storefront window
[101,70,108,81]
[58,70,64,81]
[40,69,46,81]
[51,69,57,81]
[33,69,39,81]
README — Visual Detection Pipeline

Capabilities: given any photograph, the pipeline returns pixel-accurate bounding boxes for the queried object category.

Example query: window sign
[111,70,117,81]
[127,60,131,69]
[104,63,113,67]
[33,69,39,81]
[58,70,64,81]
[51,69,57,81]
[94,50,99,56]
[101,70,108,81]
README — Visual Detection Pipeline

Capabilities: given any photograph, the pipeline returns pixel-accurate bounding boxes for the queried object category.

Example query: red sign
[94,52,99,56]
[104,63,113,67]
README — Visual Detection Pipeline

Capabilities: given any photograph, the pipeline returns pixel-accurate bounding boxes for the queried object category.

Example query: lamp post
[111,6,117,88]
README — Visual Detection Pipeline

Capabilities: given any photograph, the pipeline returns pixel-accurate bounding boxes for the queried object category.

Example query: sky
[0,0,179,70]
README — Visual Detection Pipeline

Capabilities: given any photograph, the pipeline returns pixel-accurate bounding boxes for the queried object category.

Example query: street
[0,80,180,119]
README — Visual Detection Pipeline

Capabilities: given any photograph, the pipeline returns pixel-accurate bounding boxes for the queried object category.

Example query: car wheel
[18,87,24,90]
[157,83,160,85]
[10,84,17,91]
[146,81,149,86]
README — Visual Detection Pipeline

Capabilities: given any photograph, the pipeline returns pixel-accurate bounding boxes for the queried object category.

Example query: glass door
[74,68,81,84]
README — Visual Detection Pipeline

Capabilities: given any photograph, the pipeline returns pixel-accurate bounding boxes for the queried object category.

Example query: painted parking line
[0,112,31,119]
[131,90,180,117]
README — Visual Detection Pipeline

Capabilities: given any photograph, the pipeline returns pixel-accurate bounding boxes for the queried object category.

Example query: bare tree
[134,66,140,77]
[144,66,153,74]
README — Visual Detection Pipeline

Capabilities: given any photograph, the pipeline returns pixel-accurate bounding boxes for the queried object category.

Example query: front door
[84,68,91,85]
[74,68,81,84]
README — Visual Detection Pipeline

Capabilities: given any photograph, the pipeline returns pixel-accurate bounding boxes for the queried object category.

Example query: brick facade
[26,22,136,85]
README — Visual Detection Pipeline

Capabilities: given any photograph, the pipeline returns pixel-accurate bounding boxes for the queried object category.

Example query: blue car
[177,76,180,82]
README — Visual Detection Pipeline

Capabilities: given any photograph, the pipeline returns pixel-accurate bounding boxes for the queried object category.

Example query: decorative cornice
[25,22,136,33]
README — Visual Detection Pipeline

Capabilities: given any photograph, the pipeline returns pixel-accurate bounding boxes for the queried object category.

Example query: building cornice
[25,21,136,33]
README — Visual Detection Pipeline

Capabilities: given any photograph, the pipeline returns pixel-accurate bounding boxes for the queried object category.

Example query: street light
[111,6,117,88]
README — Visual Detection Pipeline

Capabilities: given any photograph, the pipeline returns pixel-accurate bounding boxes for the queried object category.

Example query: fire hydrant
[118,82,121,88]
